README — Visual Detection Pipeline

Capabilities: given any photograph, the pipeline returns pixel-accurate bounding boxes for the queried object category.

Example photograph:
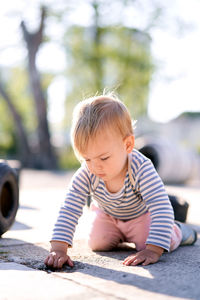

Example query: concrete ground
[0,169,200,300]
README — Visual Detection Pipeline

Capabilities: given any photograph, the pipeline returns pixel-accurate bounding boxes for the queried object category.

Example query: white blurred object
[136,136,200,184]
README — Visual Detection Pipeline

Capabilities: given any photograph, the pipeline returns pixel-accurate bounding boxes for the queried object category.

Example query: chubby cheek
[112,156,127,175]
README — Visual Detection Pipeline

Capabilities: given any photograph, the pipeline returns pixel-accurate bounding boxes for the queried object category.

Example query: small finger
[123,257,137,266]
[142,259,150,266]
[44,257,49,265]
[45,255,54,266]
[142,257,153,266]
[123,258,131,265]
[130,256,145,266]
[57,257,66,269]
[67,256,74,267]
[142,256,158,266]
[123,256,136,265]
[53,257,59,269]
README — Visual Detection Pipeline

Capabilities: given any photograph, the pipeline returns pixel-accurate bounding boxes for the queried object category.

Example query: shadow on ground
[1,231,200,300]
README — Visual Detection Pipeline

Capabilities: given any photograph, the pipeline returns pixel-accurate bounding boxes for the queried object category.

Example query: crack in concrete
[1,256,126,299]
[53,273,127,300]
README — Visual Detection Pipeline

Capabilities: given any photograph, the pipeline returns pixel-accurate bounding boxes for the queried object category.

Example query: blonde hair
[71,93,135,159]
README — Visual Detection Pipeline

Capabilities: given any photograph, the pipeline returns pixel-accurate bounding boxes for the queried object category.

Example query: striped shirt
[52,149,174,251]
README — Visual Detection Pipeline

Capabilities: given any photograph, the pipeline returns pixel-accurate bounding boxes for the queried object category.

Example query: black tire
[0,163,19,236]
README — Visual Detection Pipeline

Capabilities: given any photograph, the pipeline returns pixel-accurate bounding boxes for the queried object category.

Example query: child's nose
[92,160,102,171]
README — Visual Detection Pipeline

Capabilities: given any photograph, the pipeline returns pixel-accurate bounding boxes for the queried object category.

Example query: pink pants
[88,203,182,252]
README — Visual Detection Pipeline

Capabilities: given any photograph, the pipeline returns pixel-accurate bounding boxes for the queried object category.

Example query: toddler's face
[82,128,133,183]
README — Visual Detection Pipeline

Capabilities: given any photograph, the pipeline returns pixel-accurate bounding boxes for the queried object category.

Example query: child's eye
[101,157,109,161]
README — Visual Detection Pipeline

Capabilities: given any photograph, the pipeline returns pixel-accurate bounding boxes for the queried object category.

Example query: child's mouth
[97,173,106,178]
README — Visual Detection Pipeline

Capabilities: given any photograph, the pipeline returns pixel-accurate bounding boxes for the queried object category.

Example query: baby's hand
[123,245,164,266]
[44,250,74,269]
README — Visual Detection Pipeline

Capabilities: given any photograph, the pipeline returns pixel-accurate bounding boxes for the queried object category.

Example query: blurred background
[0,0,200,185]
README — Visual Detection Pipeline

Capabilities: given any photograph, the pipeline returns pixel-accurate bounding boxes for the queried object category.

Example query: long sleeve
[51,167,90,246]
[135,159,174,251]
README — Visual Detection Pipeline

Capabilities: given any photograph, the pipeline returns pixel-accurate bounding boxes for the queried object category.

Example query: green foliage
[0,1,156,165]
[0,67,54,157]
[0,67,35,157]
[63,24,153,127]
[8,68,37,132]
[58,145,80,170]
[0,100,17,157]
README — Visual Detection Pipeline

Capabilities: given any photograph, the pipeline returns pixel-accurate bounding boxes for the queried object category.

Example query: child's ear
[124,135,135,153]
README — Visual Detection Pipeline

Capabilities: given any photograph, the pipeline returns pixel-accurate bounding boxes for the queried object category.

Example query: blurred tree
[0,67,53,166]
[20,6,57,169]
[0,0,182,169]
[0,76,32,165]
[63,0,153,126]
[0,7,57,168]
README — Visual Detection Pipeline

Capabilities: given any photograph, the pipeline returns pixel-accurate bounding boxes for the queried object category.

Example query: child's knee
[135,241,146,252]
[88,235,116,251]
